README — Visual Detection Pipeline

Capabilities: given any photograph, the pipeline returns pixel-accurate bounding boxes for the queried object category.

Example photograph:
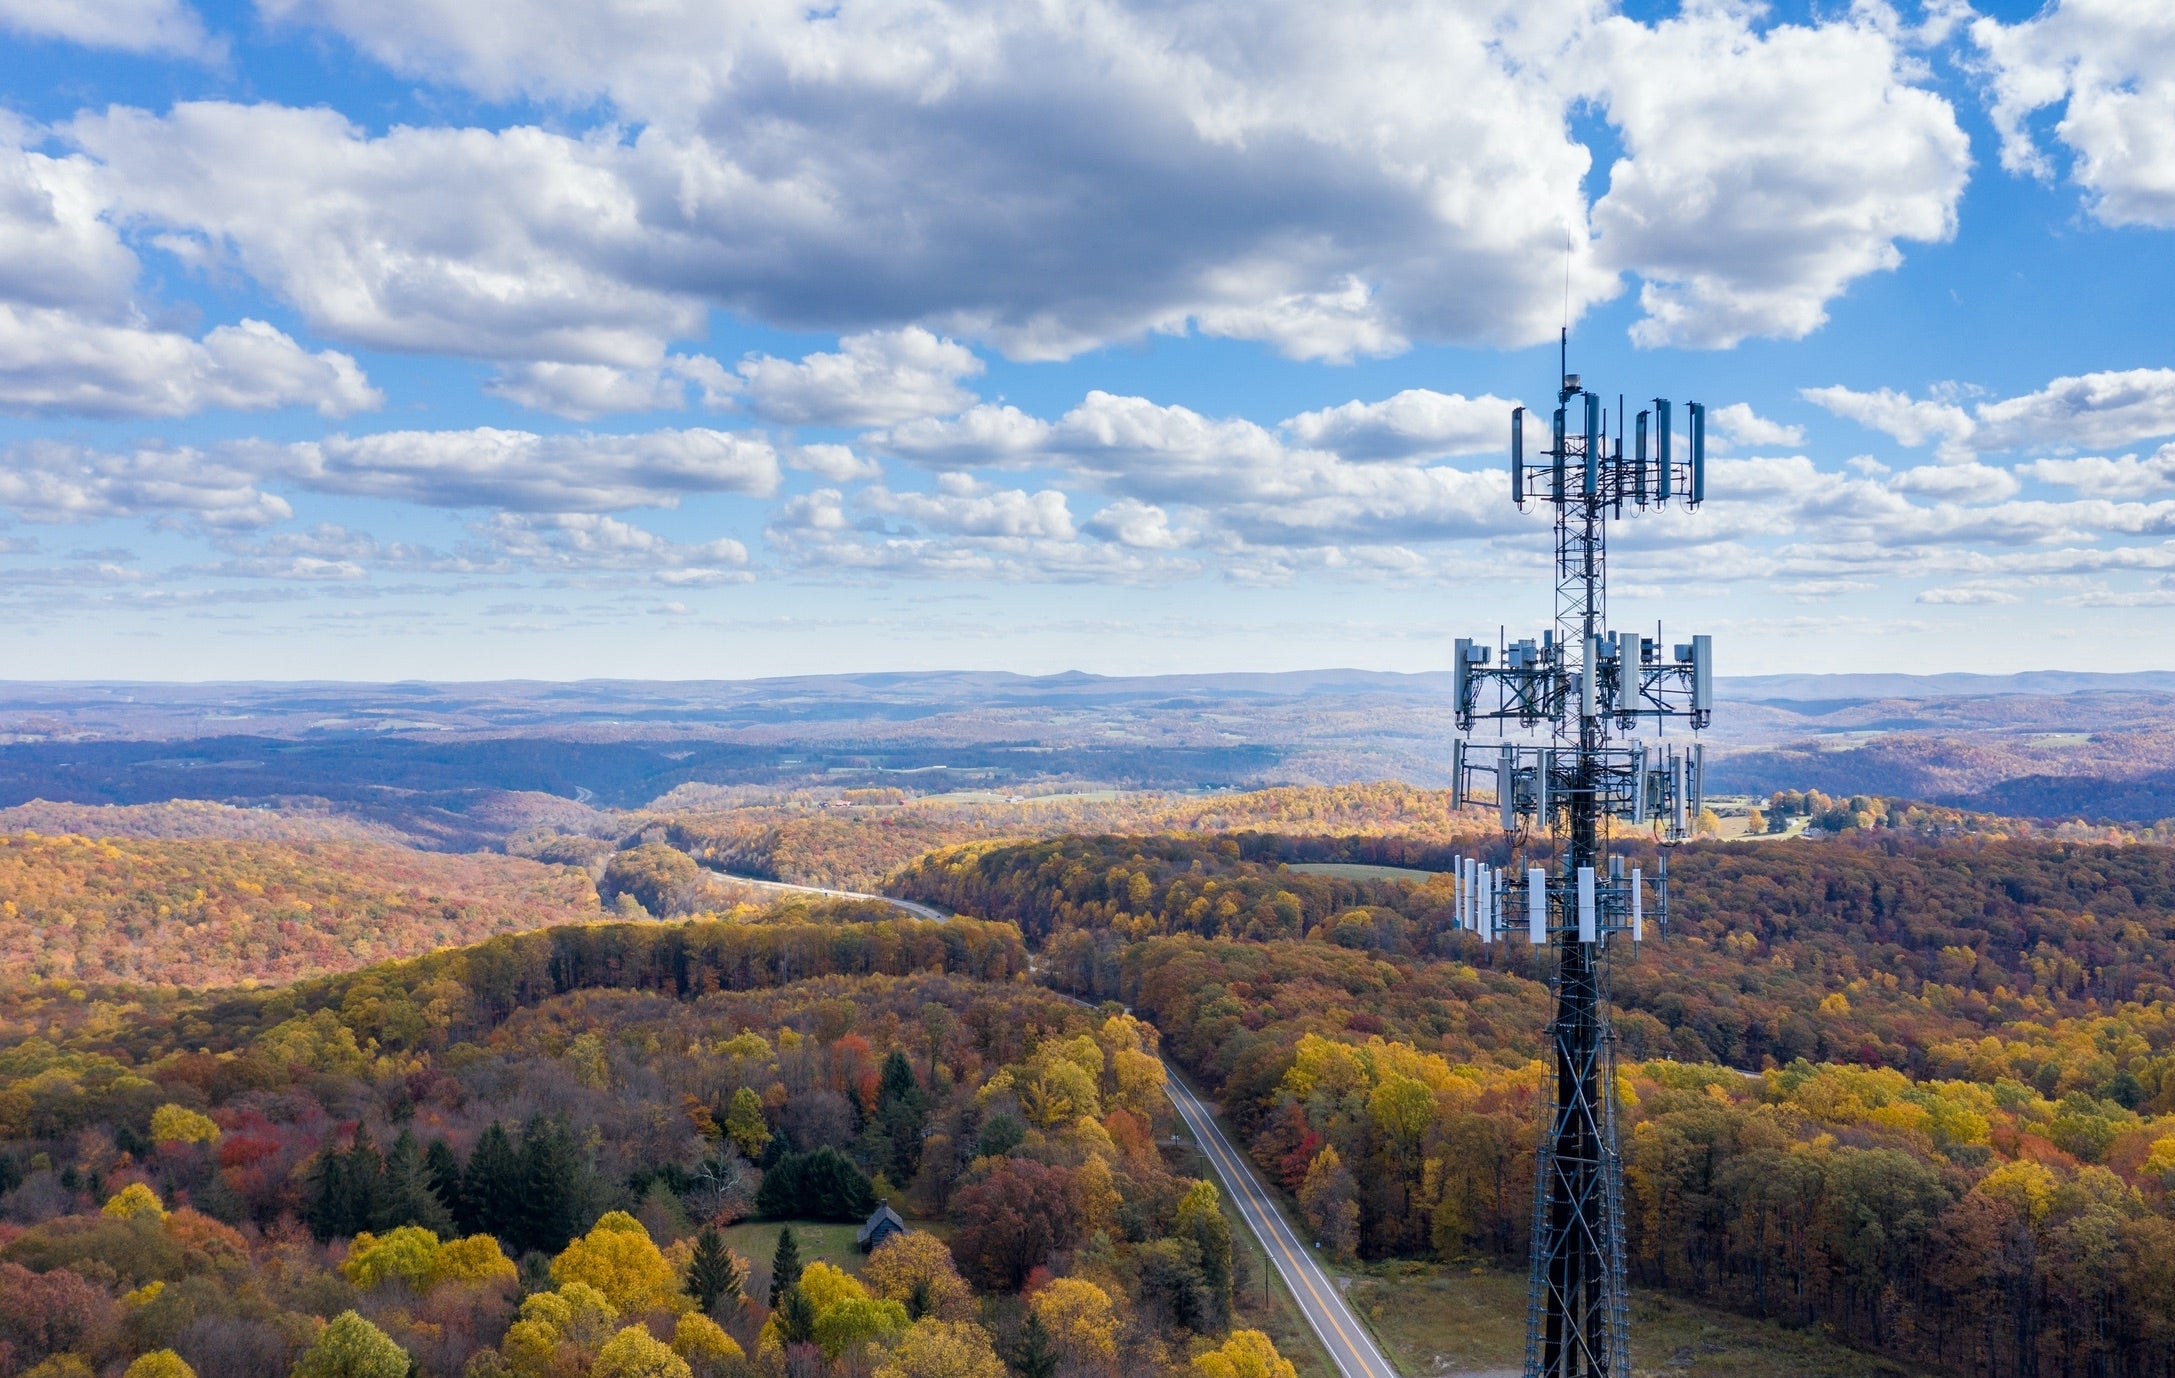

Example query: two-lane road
[698,866,947,920]
[1165,1070,1402,1378]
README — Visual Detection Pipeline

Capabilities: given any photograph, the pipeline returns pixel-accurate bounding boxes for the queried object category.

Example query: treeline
[890,833,1461,948]
[908,831,2175,1104]
[651,781,1491,891]
[0,914,1300,1378]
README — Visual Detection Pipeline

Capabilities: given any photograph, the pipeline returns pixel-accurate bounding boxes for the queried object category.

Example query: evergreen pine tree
[685,1226,743,1313]
[462,1122,523,1246]
[876,1049,928,1181]
[775,1284,817,1345]
[307,1127,386,1240]
[340,1129,385,1238]
[1010,1310,1058,1378]
[375,1130,455,1236]
[515,1114,593,1255]
[305,1140,351,1241]
[424,1139,467,1232]
[768,1225,803,1307]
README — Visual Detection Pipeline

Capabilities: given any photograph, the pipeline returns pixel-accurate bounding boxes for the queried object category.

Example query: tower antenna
[1451,345,1713,1378]
[1562,231,1573,334]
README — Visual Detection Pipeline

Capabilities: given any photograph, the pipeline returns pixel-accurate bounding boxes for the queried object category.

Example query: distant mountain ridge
[5,666,2172,709]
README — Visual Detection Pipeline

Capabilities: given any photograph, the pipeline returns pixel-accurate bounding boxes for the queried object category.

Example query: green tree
[462,1122,523,1244]
[307,1129,383,1241]
[1174,1180,1234,1325]
[723,1088,770,1161]
[291,1310,409,1378]
[685,1226,743,1313]
[1136,1236,1211,1333]
[375,1130,455,1235]
[769,1226,803,1307]
[516,1114,595,1254]
[424,1138,466,1230]
[775,1285,817,1346]
[1009,1310,1058,1378]
[757,1147,875,1221]
[876,1049,930,1181]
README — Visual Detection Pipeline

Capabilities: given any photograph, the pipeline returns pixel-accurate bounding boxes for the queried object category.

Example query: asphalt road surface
[701,866,947,921]
[1165,1071,1404,1378]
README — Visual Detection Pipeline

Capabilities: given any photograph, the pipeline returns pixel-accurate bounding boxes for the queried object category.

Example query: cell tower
[1442,334,1713,1378]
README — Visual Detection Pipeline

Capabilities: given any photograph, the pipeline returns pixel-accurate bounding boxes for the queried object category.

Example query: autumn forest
[1,776,2173,1378]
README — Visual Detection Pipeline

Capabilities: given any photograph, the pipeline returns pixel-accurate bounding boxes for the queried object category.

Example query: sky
[0,0,2173,681]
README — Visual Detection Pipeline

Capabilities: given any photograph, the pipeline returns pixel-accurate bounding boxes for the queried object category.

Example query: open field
[720,1219,869,1289]
[1346,1263,1934,1378]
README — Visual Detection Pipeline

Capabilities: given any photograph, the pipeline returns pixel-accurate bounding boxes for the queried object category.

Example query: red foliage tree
[948,1159,1081,1291]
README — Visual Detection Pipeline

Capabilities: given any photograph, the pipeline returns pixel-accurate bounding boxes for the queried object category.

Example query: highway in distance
[1164,1070,1404,1378]
[697,865,948,920]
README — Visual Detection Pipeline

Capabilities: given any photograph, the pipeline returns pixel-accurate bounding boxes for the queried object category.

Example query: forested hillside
[904,830,2175,1376]
[0,909,1287,1378]
[10,805,2175,1376]
[0,833,602,987]
[652,782,1490,891]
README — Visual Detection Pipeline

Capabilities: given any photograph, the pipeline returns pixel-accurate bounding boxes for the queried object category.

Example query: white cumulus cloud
[47,1,1968,361]
[1281,389,1516,462]
[727,328,984,427]
[1807,368,2175,462]
[479,512,752,583]
[269,427,780,511]
[0,309,381,418]
[0,440,291,528]
[1709,403,1806,450]
[2020,444,2175,498]
[0,0,217,57]
[1584,3,1971,348]
[1975,0,2175,227]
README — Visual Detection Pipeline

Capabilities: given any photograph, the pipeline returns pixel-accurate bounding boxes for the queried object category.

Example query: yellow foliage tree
[1030,1277,1119,1368]
[813,1296,911,1358]
[874,1319,1007,1378]
[1020,1058,1099,1128]
[148,1104,219,1145]
[863,1230,976,1322]
[593,1326,692,1378]
[342,1227,441,1289]
[1111,1048,1166,1117]
[430,1233,517,1287]
[500,1282,621,1376]
[1191,1331,1296,1378]
[291,1311,410,1378]
[1073,1155,1120,1238]
[102,1183,166,1220]
[797,1260,868,1314]
[671,1312,746,1374]
[551,1212,684,1315]
[121,1352,196,1378]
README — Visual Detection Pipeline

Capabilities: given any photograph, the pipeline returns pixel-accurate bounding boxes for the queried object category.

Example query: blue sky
[1,0,2172,680]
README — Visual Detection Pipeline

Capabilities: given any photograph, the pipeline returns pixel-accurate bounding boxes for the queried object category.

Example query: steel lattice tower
[1445,335,1715,1378]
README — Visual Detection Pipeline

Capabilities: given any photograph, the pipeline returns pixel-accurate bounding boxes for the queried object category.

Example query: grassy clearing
[1346,1262,1936,1378]
[721,1219,870,1294]
[1283,862,1442,882]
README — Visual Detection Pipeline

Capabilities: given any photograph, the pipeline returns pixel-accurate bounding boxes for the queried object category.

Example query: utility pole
[1443,333,1714,1377]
